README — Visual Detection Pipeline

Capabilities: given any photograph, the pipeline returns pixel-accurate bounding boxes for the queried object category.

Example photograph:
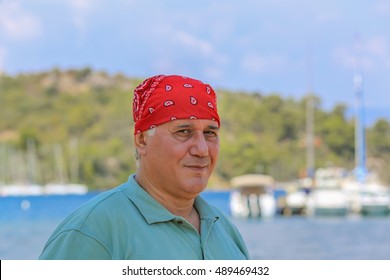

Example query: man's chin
[183,178,209,193]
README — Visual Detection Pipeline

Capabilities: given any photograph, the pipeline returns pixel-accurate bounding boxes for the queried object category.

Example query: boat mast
[306,95,315,181]
[305,44,315,183]
[354,73,366,182]
[353,35,367,183]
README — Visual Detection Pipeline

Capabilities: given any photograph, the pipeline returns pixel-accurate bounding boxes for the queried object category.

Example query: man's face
[137,119,220,199]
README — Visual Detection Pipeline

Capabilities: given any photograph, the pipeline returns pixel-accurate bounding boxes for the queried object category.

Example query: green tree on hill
[1,68,389,189]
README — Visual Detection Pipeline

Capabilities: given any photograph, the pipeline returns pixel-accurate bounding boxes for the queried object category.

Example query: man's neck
[135,172,199,225]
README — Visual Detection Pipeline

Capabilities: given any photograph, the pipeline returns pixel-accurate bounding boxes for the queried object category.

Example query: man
[39,74,249,260]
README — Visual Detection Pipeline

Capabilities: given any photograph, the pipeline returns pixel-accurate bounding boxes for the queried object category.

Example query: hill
[1,68,390,189]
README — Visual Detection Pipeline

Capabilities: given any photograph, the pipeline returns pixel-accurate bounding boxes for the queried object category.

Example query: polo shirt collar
[194,195,220,221]
[120,174,174,224]
[121,174,219,224]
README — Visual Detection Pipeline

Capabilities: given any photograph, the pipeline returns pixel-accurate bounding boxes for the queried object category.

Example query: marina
[227,168,390,219]
[0,183,88,197]
[2,166,390,218]
[1,191,390,260]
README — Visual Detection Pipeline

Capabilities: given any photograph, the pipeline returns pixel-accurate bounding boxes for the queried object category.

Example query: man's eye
[177,129,192,134]
[204,131,218,137]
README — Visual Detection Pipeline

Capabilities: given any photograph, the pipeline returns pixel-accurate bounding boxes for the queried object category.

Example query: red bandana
[132,74,220,134]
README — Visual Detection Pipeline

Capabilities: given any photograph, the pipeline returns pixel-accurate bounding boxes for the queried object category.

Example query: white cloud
[69,0,92,11]
[68,0,95,34]
[333,47,356,69]
[174,30,214,57]
[314,10,341,24]
[365,36,388,58]
[0,46,6,72]
[151,57,176,74]
[203,66,224,81]
[0,1,42,41]
[333,46,374,72]
[333,35,389,72]
[240,53,286,74]
[373,0,390,15]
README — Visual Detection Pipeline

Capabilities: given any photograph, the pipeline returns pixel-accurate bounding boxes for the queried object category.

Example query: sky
[1,0,390,124]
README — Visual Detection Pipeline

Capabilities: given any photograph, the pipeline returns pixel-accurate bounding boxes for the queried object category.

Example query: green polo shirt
[39,174,249,260]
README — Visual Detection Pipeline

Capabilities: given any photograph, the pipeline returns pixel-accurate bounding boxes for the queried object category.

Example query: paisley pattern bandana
[132,74,220,134]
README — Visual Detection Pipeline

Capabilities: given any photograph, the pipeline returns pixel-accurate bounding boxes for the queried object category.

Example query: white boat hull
[230,191,276,218]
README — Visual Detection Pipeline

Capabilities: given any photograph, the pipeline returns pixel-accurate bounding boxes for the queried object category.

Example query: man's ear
[134,133,148,156]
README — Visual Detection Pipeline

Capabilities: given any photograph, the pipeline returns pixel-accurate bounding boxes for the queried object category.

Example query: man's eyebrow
[174,123,219,130]
[207,125,219,130]
[176,123,193,129]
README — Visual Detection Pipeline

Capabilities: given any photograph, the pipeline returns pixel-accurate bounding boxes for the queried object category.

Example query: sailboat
[306,167,349,216]
[285,53,316,216]
[44,141,88,195]
[347,70,390,216]
[306,39,390,216]
[292,61,348,216]
[0,141,45,197]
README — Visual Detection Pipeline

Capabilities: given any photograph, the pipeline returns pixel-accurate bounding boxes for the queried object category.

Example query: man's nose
[189,132,209,157]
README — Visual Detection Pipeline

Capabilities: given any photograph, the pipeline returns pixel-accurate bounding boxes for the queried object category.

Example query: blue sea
[1,191,390,260]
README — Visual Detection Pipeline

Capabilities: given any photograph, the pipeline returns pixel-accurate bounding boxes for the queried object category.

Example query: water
[1,192,390,260]
[235,216,390,259]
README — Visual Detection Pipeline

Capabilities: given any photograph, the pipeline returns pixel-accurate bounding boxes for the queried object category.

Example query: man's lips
[184,164,209,170]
